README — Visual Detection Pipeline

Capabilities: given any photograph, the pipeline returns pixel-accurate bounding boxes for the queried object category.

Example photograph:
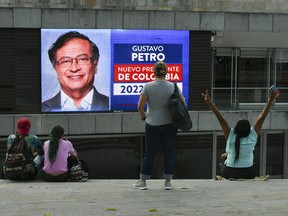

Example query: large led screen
[41,29,189,112]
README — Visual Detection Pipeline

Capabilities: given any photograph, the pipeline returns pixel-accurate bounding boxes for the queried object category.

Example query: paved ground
[0,179,288,216]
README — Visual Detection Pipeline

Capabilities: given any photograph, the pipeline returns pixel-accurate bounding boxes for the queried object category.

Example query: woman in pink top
[41,125,77,182]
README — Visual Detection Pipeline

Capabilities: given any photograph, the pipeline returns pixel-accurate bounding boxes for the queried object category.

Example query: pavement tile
[0,179,288,216]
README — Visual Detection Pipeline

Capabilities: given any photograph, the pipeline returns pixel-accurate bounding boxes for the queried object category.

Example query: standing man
[42,31,109,112]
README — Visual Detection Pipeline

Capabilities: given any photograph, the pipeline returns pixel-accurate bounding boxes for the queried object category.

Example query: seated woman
[40,125,78,182]
[201,89,278,179]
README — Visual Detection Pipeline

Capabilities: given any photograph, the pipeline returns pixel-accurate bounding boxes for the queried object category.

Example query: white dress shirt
[60,88,94,111]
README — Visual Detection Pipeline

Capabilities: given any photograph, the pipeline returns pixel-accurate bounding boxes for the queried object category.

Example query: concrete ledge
[0,110,287,136]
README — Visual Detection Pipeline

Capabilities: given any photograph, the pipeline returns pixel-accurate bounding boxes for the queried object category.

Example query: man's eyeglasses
[55,54,94,68]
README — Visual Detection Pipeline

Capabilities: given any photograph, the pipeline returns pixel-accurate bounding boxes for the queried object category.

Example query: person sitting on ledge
[201,89,278,179]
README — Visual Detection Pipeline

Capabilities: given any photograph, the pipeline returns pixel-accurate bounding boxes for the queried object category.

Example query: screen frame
[41,29,190,113]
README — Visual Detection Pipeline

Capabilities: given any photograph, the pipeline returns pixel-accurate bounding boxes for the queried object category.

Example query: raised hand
[201,89,210,101]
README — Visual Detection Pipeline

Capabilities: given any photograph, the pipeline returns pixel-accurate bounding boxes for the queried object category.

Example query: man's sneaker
[164,179,172,190]
[132,179,147,190]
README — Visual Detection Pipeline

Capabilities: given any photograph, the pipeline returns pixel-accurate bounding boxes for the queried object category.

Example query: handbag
[69,163,84,181]
[169,83,193,131]
[68,156,89,182]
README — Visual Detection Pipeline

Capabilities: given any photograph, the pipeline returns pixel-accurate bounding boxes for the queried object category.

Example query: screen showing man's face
[54,38,97,96]
[41,29,111,112]
[41,29,189,113]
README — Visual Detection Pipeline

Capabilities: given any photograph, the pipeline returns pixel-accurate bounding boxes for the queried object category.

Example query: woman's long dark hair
[234,119,251,163]
[48,125,64,165]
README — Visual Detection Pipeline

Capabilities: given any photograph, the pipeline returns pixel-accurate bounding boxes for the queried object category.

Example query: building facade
[0,0,288,179]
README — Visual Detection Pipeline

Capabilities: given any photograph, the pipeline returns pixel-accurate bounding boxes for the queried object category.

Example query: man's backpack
[3,133,36,180]
[169,83,193,131]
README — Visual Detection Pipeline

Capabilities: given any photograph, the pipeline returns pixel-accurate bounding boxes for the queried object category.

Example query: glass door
[273,49,288,104]
[212,48,239,109]
[238,49,270,105]
[213,48,273,108]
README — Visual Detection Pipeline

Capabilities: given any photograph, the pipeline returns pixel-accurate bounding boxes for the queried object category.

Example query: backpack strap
[173,83,179,95]
[7,133,30,161]
[7,133,21,154]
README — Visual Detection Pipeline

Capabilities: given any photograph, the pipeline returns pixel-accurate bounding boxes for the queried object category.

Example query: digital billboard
[41,29,189,112]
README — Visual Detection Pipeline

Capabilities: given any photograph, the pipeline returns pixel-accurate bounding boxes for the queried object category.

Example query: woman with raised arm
[201,89,278,179]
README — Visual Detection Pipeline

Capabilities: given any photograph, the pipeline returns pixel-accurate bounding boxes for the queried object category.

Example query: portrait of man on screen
[41,30,111,112]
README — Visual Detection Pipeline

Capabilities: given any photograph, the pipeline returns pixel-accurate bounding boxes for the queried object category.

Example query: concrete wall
[1,0,288,14]
[0,1,288,32]
[1,110,287,136]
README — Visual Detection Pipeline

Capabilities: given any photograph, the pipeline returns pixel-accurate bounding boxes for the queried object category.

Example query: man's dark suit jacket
[42,87,109,112]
